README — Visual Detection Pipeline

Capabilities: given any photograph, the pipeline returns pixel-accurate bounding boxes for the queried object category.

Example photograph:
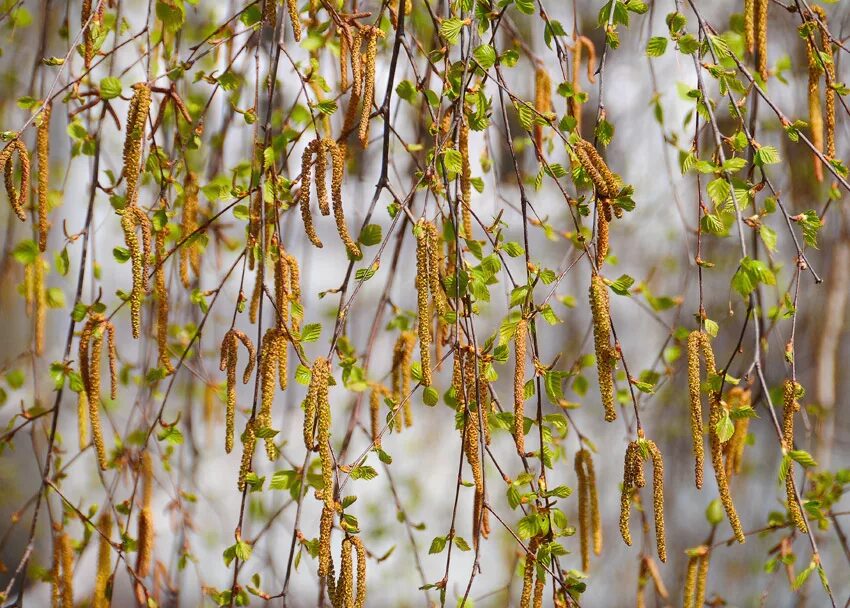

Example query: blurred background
[0,0,848,606]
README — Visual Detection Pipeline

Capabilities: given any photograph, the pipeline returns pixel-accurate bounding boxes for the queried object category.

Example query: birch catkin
[328,140,361,258]
[415,221,433,387]
[57,530,73,608]
[358,27,382,148]
[391,332,415,431]
[154,202,174,374]
[37,103,51,251]
[424,221,446,317]
[709,392,745,543]
[783,379,808,533]
[755,0,768,81]
[645,440,667,563]
[519,536,540,608]
[237,419,257,491]
[259,328,281,460]
[122,205,152,339]
[299,139,325,248]
[351,535,367,608]
[459,118,473,239]
[744,0,755,55]
[686,330,713,489]
[619,440,644,546]
[575,449,602,572]
[33,254,46,356]
[93,511,112,608]
[813,6,835,160]
[122,83,151,207]
[136,452,154,578]
[0,138,30,221]
[804,23,824,182]
[533,66,552,151]
[179,172,200,288]
[286,0,301,41]
[513,319,527,454]
[574,139,619,198]
[219,329,257,453]
[589,275,616,422]
[79,314,117,470]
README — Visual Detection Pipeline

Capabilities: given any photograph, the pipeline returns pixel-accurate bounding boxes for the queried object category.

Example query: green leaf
[473,44,497,69]
[300,323,322,343]
[646,36,668,57]
[349,465,378,480]
[12,240,38,265]
[453,536,471,551]
[606,274,634,296]
[359,224,382,246]
[99,77,122,100]
[715,411,734,443]
[429,536,447,554]
[789,450,817,468]
[439,18,465,45]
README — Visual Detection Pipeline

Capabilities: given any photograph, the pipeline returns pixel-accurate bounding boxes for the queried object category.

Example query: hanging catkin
[694,547,710,608]
[461,350,484,549]
[391,331,415,430]
[259,328,285,460]
[804,22,824,182]
[723,388,751,478]
[136,451,154,578]
[709,391,745,543]
[55,529,73,608]
[519,536,540,608]
[755,0,768,81]
[783,379,808,533]
[645,440,667,563]
[589,275,616,422]
[619,440,644,546]
[744,0,755,55]
[533,66,552,152]
[79,313,117,470]
[513,318,527,454]
[237,419,257,491]
[0,138,30,221]
[122,83,151,207]
[596,200,609,268]
[351,535,367,608]
[369,384,386,449]
[337,537,354,608]
[33,254,46,356]
[358,27,382,148]
[415,221,433,387]
[77,390,89,450]
[318,504,334,578]
[313,357,334,507]
[37,102,51,251]
[81,0,103,68]
[304,355,328,450]
[179,171,200,288]
[154,202,174,374]
[92,511,112,608]
[424,221,446,317]
[813,6,835,160]
[686,330,714,489]
[574,139,619,198]
[219,329,257,453]
[575,449,602,572]
[122,205,152,339]
[299,139,325,248]
[328,140,361,258]
[286,0,301,40]
[459,118,473,239]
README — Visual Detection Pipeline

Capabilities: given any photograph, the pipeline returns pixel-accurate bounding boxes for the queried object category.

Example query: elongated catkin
[590,275,616,421]
[415,221,433,387]
[179,172,201,288]
[0,139,30,221]
[709,392,745,543]
[686,330,713,489]
[513,319,527,454]
[92,511,112,608]
[755,0,768,81]
[533,67,552,151]
[154,202,174,374]
[136,452,154,578]
[37,103,51,251]
[122,83,151,207]
[783,379,807,533]
[219,329,257,453]
[645,440,667,563]
[459,119,473,239]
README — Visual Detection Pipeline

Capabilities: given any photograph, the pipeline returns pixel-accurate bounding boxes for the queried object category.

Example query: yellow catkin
[122,205,152,339]
[299,139,325,248]
[724,388,751,478]
[314,357,333,506]
[80,314,113,470]
[339,29,350,92]
[533,67,552,152]
[137,452,154,578]
[459,119,473,239]
[81,0,102,68]
[619,440,644,546]
[646,440,667,563]
[415,222,433,387]
[424,221,446,317]
[92,511,112,608]
[812,6,835,160]
[51,527,62,608]
[338,538,354,608]
[259,328,280,460]
[249,255,264,324]
[575,449,602,572]
[304,356,328,450]
[744,0,755,55]
[318,504,334,578]
[513,319,528,454]
[272,240,290,330]
[589,275,616,422]
[694,549,710,608]
[122,83,151,207]
[533,571,545,608]
[391,332,415,430]
[596,201,609,268]
[519,536,540,608]
[219,329,257,453]
[283,249,302,334]
[358,28,382,148]
[755,0,768,81]
[709,393,745,543]
[351,535,367,608]
[783,380,807,533]
[369,384,384,449]
[569,40,584,135]
[574,139,618,198]
[0,139,30,221]
[286,0,301,41]
[683,552,699,608]
[804,24,824,182]
[179,172,200,288]
[328,140,361,258]
[237,419,257,492]
[686,330,710,489]
[34,254,46,356]
[461,355,484,549]
[37,102,51,252]
[57,531,73,608]
[154,204,174,374]
[78,390,89,450]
